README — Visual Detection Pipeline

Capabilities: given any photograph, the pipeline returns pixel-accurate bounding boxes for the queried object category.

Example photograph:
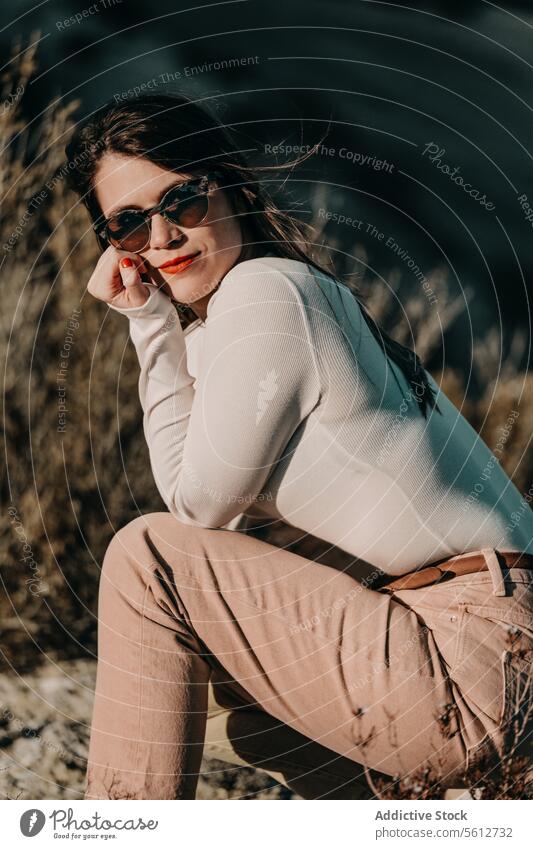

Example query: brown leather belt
[377,548,533,594]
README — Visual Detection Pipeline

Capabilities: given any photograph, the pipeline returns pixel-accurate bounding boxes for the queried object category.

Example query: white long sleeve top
[111,255,533,575]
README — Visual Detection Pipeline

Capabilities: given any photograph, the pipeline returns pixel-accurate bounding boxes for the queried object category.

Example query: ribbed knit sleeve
[110,261,322,528]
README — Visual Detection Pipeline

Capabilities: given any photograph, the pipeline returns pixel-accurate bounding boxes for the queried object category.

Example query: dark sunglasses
[94,172,220,253]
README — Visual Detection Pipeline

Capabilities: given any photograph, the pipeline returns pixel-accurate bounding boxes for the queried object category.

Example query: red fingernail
[120,257,134,268]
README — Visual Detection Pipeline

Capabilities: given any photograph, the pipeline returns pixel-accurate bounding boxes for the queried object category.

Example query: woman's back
[186,256,533,574]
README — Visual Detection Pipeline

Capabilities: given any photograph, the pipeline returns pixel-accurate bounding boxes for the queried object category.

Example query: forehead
[94,153,190,216]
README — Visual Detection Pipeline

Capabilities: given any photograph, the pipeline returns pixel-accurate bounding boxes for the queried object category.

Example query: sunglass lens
[107,212,149,252]
[164,185,209,228]
[175,196,209,227]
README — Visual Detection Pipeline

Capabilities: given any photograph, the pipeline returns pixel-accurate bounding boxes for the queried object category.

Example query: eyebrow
[105,178,191,218]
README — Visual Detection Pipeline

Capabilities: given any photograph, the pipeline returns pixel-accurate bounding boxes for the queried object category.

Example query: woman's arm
[111,260,322,528]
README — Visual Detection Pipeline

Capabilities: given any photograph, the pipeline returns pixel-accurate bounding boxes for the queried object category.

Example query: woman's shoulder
[203,255,322,327]
[206,254,346,331]
[218,254,335,304]
[223,254,316,281]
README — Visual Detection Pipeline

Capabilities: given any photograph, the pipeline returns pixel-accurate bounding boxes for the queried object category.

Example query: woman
[66,94,533,800]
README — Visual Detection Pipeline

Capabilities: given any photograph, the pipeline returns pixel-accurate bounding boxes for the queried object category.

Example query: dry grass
[1,42,165,671]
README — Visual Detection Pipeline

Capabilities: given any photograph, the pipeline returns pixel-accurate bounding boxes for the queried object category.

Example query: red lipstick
[159,251,201,274]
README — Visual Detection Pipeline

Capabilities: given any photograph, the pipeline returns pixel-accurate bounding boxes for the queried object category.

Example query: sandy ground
[0,658,297,800]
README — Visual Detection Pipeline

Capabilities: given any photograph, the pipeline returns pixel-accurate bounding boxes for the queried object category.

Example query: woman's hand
[87,247,153,309]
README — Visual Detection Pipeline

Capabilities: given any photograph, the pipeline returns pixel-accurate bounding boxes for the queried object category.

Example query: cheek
[206,193,243,252]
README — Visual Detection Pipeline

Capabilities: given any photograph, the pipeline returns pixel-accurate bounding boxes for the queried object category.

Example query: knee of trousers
[96,514,223,662]
[100,512,199,596]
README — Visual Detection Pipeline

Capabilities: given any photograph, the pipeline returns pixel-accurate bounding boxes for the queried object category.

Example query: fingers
[117,256,149,307]
[87,247,155,308]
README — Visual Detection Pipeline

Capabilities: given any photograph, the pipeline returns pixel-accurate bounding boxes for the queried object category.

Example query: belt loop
[482,548,507,597]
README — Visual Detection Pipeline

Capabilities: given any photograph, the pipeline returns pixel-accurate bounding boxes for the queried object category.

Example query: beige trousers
[84,513,533,799]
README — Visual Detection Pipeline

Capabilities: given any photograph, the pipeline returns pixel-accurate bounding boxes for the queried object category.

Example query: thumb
[118,256,149,307]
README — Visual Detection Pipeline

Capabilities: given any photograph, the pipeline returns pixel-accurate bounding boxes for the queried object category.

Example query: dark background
[3,0,533,371]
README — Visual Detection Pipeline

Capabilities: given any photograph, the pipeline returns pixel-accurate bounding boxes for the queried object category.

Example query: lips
[159,251,201,274]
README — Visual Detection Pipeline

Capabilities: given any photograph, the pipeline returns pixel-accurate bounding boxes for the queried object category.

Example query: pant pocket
[453,597,533,732]
[460,646,533,794]
[453,603,531,726]
[499,646,533,761]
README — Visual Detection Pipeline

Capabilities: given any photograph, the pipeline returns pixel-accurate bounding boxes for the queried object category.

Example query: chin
[167,277,211,304]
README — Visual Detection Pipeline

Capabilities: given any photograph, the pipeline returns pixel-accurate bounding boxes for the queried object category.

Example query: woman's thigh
[205,679,381,799]
[106,512,475,786]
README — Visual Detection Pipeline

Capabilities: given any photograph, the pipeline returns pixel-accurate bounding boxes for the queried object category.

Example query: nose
[149,213,184,250]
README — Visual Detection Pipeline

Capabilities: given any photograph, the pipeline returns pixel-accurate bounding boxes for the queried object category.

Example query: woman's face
[94,153,244,318]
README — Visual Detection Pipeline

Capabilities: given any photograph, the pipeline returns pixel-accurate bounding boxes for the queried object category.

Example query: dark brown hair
[65,93,440,418]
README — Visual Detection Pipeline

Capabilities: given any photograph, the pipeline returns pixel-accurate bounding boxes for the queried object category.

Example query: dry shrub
[0,42,163,672]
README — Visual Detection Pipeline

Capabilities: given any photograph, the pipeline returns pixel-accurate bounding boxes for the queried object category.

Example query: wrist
[109,286,173,319]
